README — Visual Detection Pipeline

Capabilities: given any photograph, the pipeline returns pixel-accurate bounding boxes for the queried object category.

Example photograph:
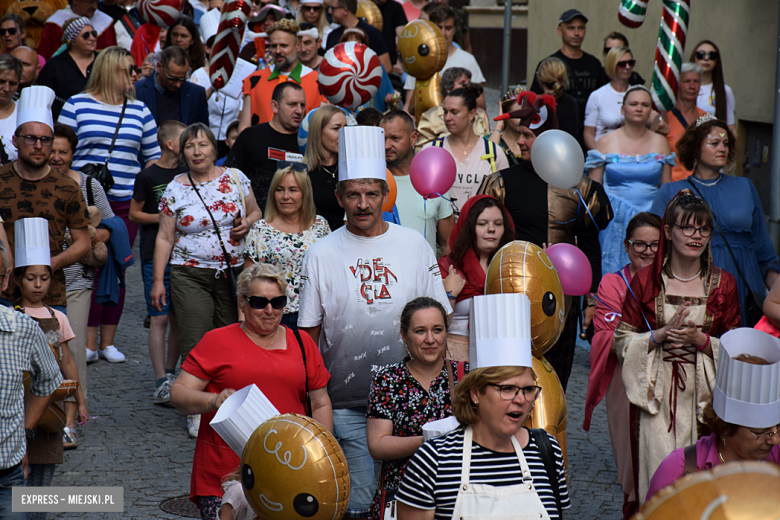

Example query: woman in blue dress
[651,115,780,325]
[587,86,674,276]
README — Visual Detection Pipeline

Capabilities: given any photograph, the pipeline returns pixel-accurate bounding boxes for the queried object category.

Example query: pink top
[646,433,780,501]
[24,306,75,344]
[402,1,421,21]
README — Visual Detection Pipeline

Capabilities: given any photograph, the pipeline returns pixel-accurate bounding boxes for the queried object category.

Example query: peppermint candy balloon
[650,0,690,112]
[618,0,649,28]
[209,0,252,90]
[318,42,382,111]
[136,0,185,27]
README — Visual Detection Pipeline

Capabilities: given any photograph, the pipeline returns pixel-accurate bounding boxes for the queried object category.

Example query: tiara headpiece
[695,113,717,127]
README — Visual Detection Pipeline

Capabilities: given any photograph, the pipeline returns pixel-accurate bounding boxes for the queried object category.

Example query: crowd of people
[1,2,779,520]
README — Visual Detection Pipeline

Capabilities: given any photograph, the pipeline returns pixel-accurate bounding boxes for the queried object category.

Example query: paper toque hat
[210,384,280,457]
[16,86,55,132]
[338,126,386,182]
[14,218,50,268]
[199,8,221,41]
[422,416,459,441]
[713,328,780,428]
[469,293,533,369]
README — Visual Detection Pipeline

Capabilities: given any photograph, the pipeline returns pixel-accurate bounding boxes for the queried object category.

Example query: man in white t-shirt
[298,126,451,518]
[402,5,484,113]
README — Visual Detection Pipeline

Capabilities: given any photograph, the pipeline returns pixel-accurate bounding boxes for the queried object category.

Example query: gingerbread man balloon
[397,19,446,124]
[241,414,350,520]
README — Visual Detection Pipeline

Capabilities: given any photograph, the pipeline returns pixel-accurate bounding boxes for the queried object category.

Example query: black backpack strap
[86,176,95,206]
[0,139,9,166]
[530,428,561,516]
[292,327,312,416]
[683,444,697,476]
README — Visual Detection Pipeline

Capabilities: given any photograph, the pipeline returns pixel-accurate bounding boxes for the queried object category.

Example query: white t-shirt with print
[298,223,452,408]
[584,82,625,141]
[404,48,486,90]
[697,82,736,126]
[0,103,18,162]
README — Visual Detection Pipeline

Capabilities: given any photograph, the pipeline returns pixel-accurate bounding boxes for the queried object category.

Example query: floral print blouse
[366,359,466,498]
[243,216,331,313]
[159,168,251,271]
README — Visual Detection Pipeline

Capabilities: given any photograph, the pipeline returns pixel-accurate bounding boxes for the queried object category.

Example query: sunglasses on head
[617,59,636,68]
[278,160,307,172]
[244,295,287,310]
[0,28,18,36]
[695,51,718,61]
[82,30,98,40]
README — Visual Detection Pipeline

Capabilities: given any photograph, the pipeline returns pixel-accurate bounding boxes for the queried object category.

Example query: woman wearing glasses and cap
[244,163,330,330]
[646,327,780,501]
[170,261,332,519]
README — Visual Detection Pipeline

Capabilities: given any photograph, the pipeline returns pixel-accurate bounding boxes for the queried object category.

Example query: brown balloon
[356,0,383,31]
[485,241,565,358]
[524,357,567,470]
[241,414,350,520]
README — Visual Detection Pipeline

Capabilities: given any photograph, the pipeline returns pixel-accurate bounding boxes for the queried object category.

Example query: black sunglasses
[617,59,636,68]
[302,5,322,11]
[127,64,140,75]
[82,30,98,40]
[695,51,718,61]
[244,295,287,310]
[278,161,307,172]
[0,28,17,36]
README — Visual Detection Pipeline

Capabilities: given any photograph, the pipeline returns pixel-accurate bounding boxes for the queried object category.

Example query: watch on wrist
[25,428,36,442]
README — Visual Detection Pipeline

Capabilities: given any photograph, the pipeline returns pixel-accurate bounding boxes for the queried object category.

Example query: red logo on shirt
[350,258,397,304]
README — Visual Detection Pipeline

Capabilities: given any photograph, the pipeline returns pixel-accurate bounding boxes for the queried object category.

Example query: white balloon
[530,130,584,190]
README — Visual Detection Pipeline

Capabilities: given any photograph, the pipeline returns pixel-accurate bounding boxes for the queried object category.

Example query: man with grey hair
[298,126,451,518]
[0,237,63,516]
[666,62,706,181]
[0,55,21,165]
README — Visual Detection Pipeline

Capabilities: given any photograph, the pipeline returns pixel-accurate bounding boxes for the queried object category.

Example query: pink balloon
[410,147,457,199]
[546,243,592,296]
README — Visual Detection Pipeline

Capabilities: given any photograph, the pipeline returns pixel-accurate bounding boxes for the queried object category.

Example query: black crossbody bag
[81,97,127,193]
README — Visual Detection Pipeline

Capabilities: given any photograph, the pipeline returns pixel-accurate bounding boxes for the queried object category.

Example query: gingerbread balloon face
[485,241,565,357]
[356,0,383,31]
[397,19,446,80]
[241,414,350,520]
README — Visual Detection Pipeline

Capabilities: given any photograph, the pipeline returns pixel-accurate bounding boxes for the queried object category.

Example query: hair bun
[464,82,483,98]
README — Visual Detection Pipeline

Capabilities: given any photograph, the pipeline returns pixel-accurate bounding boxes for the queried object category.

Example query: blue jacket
[134,72,209,126]
[96,216,135,306]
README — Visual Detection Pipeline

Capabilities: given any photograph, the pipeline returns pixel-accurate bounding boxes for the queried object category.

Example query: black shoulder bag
[686,179,764,326]
[81,97,127,193]
[187,171,240,303]
[291,327,312,416]
[529,428,562,516]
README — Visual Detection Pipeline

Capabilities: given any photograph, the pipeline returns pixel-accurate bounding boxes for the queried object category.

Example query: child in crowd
[217,120,240,166]
[219,468,255,520]
[130,121,187,405]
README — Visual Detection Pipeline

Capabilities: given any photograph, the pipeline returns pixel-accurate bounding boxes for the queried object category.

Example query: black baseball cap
[558,9,588,24]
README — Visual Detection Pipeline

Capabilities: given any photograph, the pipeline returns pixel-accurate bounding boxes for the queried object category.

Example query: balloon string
[422,193,453,240]
[574,188,657,344]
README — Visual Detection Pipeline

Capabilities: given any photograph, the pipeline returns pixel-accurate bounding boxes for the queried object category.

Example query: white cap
[16,86,55,132]
[210,384,280,457]
[469,293,533,369]
[14,218,50,268]
[338,126,386,182]
[200,7,221,41]
[713,328,780,428]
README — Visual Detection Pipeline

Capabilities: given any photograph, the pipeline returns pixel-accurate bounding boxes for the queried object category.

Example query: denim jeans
[332,407,375,517]
[0,463,26,519]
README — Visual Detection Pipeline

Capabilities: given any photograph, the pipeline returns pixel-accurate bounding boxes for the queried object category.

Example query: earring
[693,159,698,171]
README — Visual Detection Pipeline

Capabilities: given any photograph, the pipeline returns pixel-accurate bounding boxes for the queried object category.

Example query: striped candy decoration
[318,42,383,111]
[618,0,650,28]
[650,0,690,113]
[136,0,185,27]
[209,0,252,90]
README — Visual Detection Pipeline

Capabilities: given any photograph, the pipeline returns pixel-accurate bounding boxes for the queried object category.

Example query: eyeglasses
[674,223,713,238]
[695,51,719,61]
[81,30,98,40]
[19,135,54,146]
[277,161,307,172]
[617,59,636,68]
[487,383,542,402]
[302,5,322,11]
[244,295,287,310]
[627,239,659,253]
[742,426,779,444]
[163,68,188,83]
[0,28,17,36]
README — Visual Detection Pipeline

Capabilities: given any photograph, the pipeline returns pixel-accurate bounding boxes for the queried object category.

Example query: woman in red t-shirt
[170,262,332,519]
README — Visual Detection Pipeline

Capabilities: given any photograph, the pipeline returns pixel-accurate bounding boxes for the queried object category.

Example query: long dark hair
[450,197,515,268]
[165,16,206,71]
[676,117,735,171]
[445,82,482,113]
[690,40,726,122]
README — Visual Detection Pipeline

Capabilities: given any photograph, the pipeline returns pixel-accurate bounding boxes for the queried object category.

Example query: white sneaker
[188,415,200,438]
[98,345,126,363]
[153,379,172,405]
[86,349,99,364]
[167,372,176,385]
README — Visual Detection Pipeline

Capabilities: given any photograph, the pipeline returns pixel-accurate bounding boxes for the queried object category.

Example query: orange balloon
[382,170,397,213]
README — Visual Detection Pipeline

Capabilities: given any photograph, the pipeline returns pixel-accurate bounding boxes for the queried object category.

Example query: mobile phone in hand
[233,209,242,227]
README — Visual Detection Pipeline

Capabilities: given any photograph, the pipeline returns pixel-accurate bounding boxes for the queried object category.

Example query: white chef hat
[338,126,386,183]
[16,86,55,132]
[713,328,780,428]
[469,293,533,369]
[300,0,324,4]
[14,218,50,268]
[200,8,221,42]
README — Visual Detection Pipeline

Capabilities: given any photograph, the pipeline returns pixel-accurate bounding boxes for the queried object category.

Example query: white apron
[450,426,552,520]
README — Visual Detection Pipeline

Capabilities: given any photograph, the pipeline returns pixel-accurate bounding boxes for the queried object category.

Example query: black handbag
[686,179,764,326]
[80,97,127,193]
[187,171,240,303]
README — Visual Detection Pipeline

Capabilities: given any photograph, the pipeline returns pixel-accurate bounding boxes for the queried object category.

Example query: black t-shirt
[500,161,548,246]
[325,19,389,58]
[155,85,182,125]
[556,92,582,149]
[223,123,302,212]
[309,166,344,231]
[133,163,188,261]
[376,0,408,64]
[531,50,605,129]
